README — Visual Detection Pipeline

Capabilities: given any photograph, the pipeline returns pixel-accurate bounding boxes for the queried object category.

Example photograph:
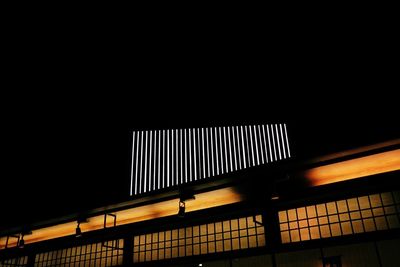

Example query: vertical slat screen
[130,124,291,196]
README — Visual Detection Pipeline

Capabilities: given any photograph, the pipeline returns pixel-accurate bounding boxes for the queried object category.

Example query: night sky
[1,25,399,233]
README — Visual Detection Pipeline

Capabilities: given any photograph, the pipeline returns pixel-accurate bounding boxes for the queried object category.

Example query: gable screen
[130,124,291,195]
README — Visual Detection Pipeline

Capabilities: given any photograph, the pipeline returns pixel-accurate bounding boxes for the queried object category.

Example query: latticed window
[279,191,400,243]
[133,215,265,263]
[0,256,28,267]
[34,240,123,267]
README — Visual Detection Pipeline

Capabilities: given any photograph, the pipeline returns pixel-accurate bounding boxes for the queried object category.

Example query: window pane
[279,211,288,222]
[281,231,290,243]
[358,196,370,209]
[361,209,373,218]
[239,218,247,229]
[341,221,353,235]
[290,230,300,242]
[298,220,308,228]
[350,211,361,220]
[347,198,359,211]
[337,200,348,213]
[330,223,341,236]
[326,202,337,214]
[329,215,339,223]
[317,204,327,216]
[370,194,382,207]
[297,207,307,220]
[307,206,317,217]
[300,228,310,241]
[288,209,297,221]
[387,215,400,229]
[247,216,255,228]
[310,226,320,239]
[320,225,331,238]
[352,220,364,233]
[381,192,394,205]
[363,218,376,232]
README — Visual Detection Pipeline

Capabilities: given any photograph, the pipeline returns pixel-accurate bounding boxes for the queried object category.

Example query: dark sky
[1,23,399,232]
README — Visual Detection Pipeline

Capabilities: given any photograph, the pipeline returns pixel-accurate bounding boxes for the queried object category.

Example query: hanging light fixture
[177,200,186,218]
[177,189,195,218]
[75,218,88,237]
[17,230,31,248]
[271,176,285,201]
[271,191,280,200]
[76,222,82,237]
[18,235,25,248]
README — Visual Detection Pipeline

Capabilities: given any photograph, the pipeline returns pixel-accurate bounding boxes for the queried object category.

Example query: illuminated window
[0,256,28,267]
[279,191,400,244]
[34,240,123,267]
[133,215,265,263]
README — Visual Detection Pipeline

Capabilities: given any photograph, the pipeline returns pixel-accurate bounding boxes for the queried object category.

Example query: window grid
[34,239,123,267]
[0,256,28,267]
[133,215,265,263]
[279,191,400,244]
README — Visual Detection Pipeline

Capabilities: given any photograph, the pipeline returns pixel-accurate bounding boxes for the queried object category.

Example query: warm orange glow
[304,149,400,186]
[0,187,242,249]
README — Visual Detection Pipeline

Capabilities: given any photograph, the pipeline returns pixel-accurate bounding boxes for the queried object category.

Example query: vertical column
[176,129,179,186]
[153,130,157,191]
[232,126,238,171]
[240,126,246,168]
[26,253,36,267]
[262,125,269,163]
[158,130,161,190]
[214,127,219,175]
[275,124,282,160]
[227,126,233,172]
[144,131,148,193]
[223,127,229,173]
[201,128,206,179]
[149,131,153,191]
[245,125,251,168]
[162,130,165,189]
[189,128,192,182]
[167,129,170,187]
[279,124,286,159]
[271,125,277,161]
[266,125,273,162]
[219,127,224,174]
[206,127,211,177]
[123,237,133,266]
[180,129,183,184]
[283,124,291,158]
[263,204,281,253]
[236,126,241,170]
[193,128,197,181]
[184,129,188,183]
[139,131,144,194]
[171,129,174,187]
[135,131,140,195]
[257,125,265,164]
[249,125,255,167]
[130,131,136,196]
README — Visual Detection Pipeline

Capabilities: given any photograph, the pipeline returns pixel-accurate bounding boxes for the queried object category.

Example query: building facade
[1,125,399,267]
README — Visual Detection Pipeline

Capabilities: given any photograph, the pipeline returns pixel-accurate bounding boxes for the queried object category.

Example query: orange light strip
[304,149,400,186]
[0,187,242,249]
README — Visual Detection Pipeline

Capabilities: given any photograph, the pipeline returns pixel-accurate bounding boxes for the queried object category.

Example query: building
[1,124,399,267]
